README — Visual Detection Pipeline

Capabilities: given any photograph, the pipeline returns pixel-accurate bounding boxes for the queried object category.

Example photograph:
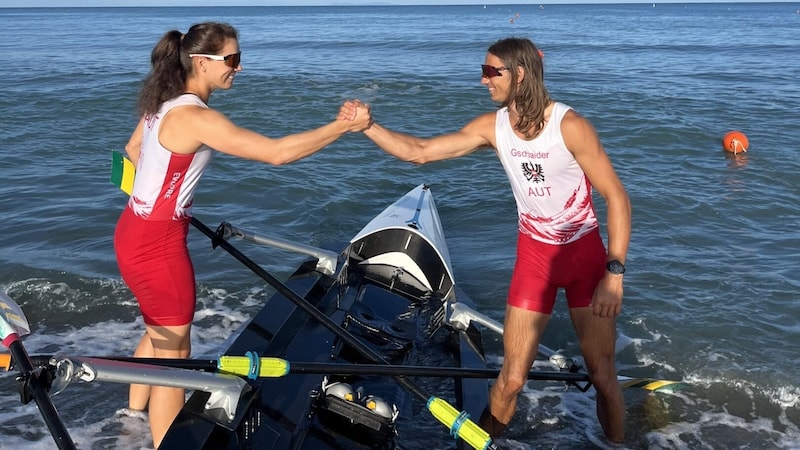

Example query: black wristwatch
[606,260,626,275]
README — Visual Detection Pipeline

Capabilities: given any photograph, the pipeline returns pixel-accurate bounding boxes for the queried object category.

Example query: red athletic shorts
[114,207,196,326]
[507,229,606,314]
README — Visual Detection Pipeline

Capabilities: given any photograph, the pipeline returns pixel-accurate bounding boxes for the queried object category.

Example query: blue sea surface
[0,3,798,449]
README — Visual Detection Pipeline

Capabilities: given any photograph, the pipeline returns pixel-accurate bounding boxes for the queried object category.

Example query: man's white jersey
[494,102,598,245]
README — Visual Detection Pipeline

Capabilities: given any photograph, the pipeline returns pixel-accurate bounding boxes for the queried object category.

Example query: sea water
[0,3,798,449]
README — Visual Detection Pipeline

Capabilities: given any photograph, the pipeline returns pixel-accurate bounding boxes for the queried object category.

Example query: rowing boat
[1,179,684,449]
[158,184,492,449]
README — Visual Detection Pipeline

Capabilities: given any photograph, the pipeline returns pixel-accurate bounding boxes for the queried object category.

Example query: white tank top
[128,94,214,221]
[495,102,598,244]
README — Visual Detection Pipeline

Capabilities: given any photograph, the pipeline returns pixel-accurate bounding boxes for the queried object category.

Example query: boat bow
[347,184,456,303]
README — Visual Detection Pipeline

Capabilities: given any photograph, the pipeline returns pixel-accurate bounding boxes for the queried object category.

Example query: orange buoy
[722,131,748,154]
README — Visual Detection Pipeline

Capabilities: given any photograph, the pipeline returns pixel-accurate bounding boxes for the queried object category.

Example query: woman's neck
[183,82,210,104]
[182,91,207,103]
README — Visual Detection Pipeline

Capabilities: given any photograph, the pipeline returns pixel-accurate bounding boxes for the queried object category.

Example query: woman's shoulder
[164,93,208,109]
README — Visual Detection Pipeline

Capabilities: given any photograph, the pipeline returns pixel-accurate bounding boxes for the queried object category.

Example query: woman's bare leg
[144,323,191,448]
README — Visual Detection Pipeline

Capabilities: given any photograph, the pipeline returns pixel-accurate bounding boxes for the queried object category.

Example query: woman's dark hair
[487,37,550,139]
[137,22,238,116]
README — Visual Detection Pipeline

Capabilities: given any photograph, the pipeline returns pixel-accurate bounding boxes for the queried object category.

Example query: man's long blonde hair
[488,37,550,139]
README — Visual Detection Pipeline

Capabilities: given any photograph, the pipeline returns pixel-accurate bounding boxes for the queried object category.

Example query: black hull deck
[161,246,489,450]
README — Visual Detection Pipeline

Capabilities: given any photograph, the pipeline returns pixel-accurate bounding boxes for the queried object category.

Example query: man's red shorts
[508,229,606,314]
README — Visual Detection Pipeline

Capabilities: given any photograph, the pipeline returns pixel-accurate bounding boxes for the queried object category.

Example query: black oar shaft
[7,340,76,450]
[289,363,590,382]
[27,355,219,373]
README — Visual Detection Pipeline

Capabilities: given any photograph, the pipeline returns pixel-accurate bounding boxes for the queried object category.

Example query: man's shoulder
[466,110,501,130]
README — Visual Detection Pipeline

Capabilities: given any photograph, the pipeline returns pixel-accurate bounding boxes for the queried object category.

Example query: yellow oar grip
[426,396,491,450]
[217,355,289,378]
[0,353,10,371]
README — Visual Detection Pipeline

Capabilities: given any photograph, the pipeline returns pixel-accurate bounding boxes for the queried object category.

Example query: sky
[1,0,783,7]
[6,1,515,7]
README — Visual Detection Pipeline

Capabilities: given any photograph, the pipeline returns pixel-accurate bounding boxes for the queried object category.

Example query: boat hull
[160,185,490,450]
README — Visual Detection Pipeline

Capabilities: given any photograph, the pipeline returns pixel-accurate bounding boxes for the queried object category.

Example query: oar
[5,353,593,383]
[110,152,499,450]
[446,301,685,393]
[0,292,77,450]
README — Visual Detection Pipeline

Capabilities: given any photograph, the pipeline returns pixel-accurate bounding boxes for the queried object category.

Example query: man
[359,37,630,443]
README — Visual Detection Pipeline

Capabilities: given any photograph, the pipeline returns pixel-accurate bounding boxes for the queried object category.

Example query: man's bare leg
[481,305,550,437]
[570,307,625,443]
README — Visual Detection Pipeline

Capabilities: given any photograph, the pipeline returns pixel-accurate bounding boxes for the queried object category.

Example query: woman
[114,22,370,448]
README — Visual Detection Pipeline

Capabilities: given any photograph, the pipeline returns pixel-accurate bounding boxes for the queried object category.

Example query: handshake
[337,99,373,133]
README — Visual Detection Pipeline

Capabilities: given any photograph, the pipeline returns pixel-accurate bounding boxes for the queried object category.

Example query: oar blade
[0,291,31,342]
[619,377,686,393]
[110,152,135,195]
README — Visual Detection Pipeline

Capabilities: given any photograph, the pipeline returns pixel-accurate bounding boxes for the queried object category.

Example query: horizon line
[2,0,795,8]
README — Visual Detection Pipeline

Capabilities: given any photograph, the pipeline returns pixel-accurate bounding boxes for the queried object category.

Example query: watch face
[607,260,625,275]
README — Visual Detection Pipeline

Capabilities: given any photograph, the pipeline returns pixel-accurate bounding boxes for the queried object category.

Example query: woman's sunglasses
[189,52,242,68]
[481,64,510,78]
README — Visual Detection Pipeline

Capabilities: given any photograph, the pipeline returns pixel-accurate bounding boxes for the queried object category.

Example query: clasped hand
[337,99,372,132]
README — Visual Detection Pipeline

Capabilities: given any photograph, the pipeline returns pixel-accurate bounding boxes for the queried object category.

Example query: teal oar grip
[245,351,260,380]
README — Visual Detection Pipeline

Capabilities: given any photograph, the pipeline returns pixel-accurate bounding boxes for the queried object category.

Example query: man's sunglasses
[189,52,242,68]
[481,64,510,78]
